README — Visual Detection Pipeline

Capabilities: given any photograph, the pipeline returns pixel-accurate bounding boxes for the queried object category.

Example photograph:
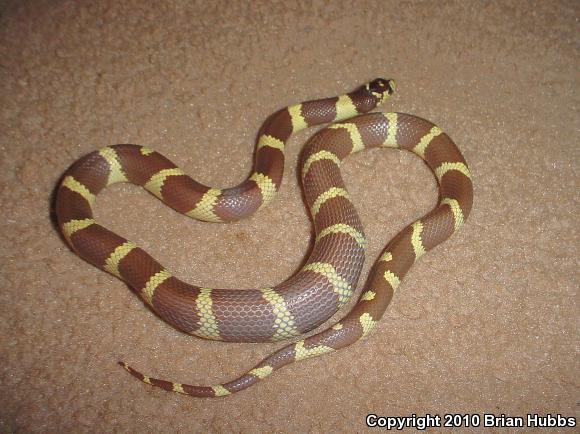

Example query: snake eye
[368,78,395,96]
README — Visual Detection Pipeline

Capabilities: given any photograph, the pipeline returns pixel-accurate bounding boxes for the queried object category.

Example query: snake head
[366,78,396,105]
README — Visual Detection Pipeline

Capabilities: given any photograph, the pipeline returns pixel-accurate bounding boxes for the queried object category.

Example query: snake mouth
[367,78,396,103]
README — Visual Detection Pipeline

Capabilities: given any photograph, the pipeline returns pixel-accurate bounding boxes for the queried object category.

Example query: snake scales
[55,79,473,397]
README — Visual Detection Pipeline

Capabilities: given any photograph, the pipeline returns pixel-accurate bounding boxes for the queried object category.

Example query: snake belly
[55,79,473,397]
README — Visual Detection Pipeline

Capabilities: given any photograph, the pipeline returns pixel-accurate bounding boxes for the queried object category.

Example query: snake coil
[55,79,473,397]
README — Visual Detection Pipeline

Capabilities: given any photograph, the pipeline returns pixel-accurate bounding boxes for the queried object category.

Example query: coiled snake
[55,79,473,397]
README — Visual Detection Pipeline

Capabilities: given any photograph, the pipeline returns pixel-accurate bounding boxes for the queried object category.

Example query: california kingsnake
[55,78,473,397]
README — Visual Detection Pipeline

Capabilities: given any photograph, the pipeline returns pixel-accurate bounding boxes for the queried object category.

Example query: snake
[55,78,473,398]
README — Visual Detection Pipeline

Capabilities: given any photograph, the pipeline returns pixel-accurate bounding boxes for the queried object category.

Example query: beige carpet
[1,1,578,432]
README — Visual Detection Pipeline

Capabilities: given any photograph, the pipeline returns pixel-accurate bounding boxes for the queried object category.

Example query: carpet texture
[0,1,578,432]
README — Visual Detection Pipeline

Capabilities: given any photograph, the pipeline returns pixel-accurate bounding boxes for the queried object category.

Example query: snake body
[55,79,473,397]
